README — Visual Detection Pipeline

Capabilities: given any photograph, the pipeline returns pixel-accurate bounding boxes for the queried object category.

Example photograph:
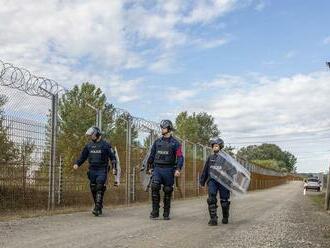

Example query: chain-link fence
[0,60,299,217]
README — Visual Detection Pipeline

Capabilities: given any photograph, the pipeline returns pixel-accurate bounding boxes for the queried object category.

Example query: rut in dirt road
[0,181,329,248]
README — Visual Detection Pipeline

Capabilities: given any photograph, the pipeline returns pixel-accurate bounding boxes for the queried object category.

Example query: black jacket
[76,139,117,170]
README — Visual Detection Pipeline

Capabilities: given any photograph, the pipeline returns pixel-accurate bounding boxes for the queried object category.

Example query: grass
[309,192,325,209]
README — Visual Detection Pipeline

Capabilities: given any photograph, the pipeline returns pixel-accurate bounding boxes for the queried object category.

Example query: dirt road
[1,181,329,248]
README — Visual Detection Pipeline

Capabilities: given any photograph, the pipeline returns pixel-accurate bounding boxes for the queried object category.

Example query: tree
[45,82,140,175]
[175,111,220,145]
[195,112,220,145]
[237,143,297,172]
[57,83,108,175]
[282,151,297,172]
[0,95,18,163]
[107,112,139,148]
[223,145,235,157]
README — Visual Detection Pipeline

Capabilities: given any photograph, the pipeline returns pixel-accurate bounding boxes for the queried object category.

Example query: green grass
[309,192,325,209]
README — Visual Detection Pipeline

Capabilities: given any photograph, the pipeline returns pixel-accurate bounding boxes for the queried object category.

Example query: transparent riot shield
[209,151,250,194]
[114,146,121,186]
[139,146,152,192]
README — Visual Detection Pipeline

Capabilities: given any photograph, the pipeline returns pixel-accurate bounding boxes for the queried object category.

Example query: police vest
[154,139,176,166]
[209,153,223,169]
[209,153,226,180]
[88,141,108,167]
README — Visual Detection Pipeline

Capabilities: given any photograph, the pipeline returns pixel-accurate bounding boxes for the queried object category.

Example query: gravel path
[0,181,329,248]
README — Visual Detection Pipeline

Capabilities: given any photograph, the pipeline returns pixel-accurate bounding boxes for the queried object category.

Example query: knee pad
[96,183,104,192]
[163,186,173,194]
[90,183,97,192]
[151,182,161,191]
[207,194,217,205]
[220,200,230,208]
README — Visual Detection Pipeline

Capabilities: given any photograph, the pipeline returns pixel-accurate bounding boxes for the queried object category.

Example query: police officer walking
[200,138,231,226]
[147,120,184,220]
[73,126,117,216]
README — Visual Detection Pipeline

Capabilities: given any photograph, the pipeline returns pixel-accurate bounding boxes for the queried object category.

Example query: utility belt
[89,164,109,171]
[154,163,175,169]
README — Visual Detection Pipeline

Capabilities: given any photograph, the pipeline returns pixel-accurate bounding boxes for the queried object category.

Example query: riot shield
[114,146,121,186]
[209,151,250,194]
[139,146,152,192]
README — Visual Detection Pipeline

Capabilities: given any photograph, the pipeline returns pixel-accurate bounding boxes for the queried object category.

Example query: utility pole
[325,62,330,210]
[325,166,330,210]
[86,103,102,131]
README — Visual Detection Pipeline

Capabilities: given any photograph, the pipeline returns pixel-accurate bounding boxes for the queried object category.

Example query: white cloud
[102,76,144,103]
[0,0,247,88]
[198,74,244,88]
[207,72,330,134]
[182,71,330,172]
[183,0,237,24]
[168,88,199,101]
[148,53,176,73]
[0,0,141,69]
[323,36,330,45]
[193,37,229,49]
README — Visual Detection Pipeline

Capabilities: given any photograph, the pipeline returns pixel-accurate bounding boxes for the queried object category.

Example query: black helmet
[210,137,224,149]
[160,120,175,131]
[85,126,101,138]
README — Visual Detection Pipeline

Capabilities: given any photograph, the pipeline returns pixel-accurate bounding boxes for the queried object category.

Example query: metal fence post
[182,140,186,199]
[126,117,132,205]
[58,155,63,205]
[51,93,58,211]
[132,166,135,202]
[193,144,197,196]
[203,146,207,164]
[47,93,58,211]
[197,172,200,196]
[97,109,102,130]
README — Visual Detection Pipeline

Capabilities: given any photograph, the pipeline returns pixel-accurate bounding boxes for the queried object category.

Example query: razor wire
[111,107,161,133]
[0,60,66,98]
[0,60,160,133]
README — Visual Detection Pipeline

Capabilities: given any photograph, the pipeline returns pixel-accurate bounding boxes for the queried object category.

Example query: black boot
[221,200,230,224]
[93,184,105,217]
[207,196,218,226]
[163,186,173,220]
[150,182,161,219]
[93,191,102,217]
[99,186,107,215]
[90,184,97,213]
[90,183,97,204]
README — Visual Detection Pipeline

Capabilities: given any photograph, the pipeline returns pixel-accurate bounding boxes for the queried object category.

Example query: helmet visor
[85,127,95,136]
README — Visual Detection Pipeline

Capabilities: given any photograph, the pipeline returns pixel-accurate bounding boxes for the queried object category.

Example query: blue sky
[1,0,330,173]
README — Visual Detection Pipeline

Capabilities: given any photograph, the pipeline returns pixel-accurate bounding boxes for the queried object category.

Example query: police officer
[147,120,184,220]
[73,126,117,216]
[200,138,231,226]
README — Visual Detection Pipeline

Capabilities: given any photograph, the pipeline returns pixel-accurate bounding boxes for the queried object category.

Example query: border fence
[0,60,300,217]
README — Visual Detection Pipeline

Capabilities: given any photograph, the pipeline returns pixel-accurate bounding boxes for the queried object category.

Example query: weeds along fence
[0,60,299,217]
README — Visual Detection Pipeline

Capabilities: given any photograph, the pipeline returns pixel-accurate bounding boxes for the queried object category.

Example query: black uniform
[147,136,184,219]
[76,139,117,214]
[200,152,231,225]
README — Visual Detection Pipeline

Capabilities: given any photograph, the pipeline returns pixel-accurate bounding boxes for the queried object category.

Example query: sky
[0,0,329,173]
